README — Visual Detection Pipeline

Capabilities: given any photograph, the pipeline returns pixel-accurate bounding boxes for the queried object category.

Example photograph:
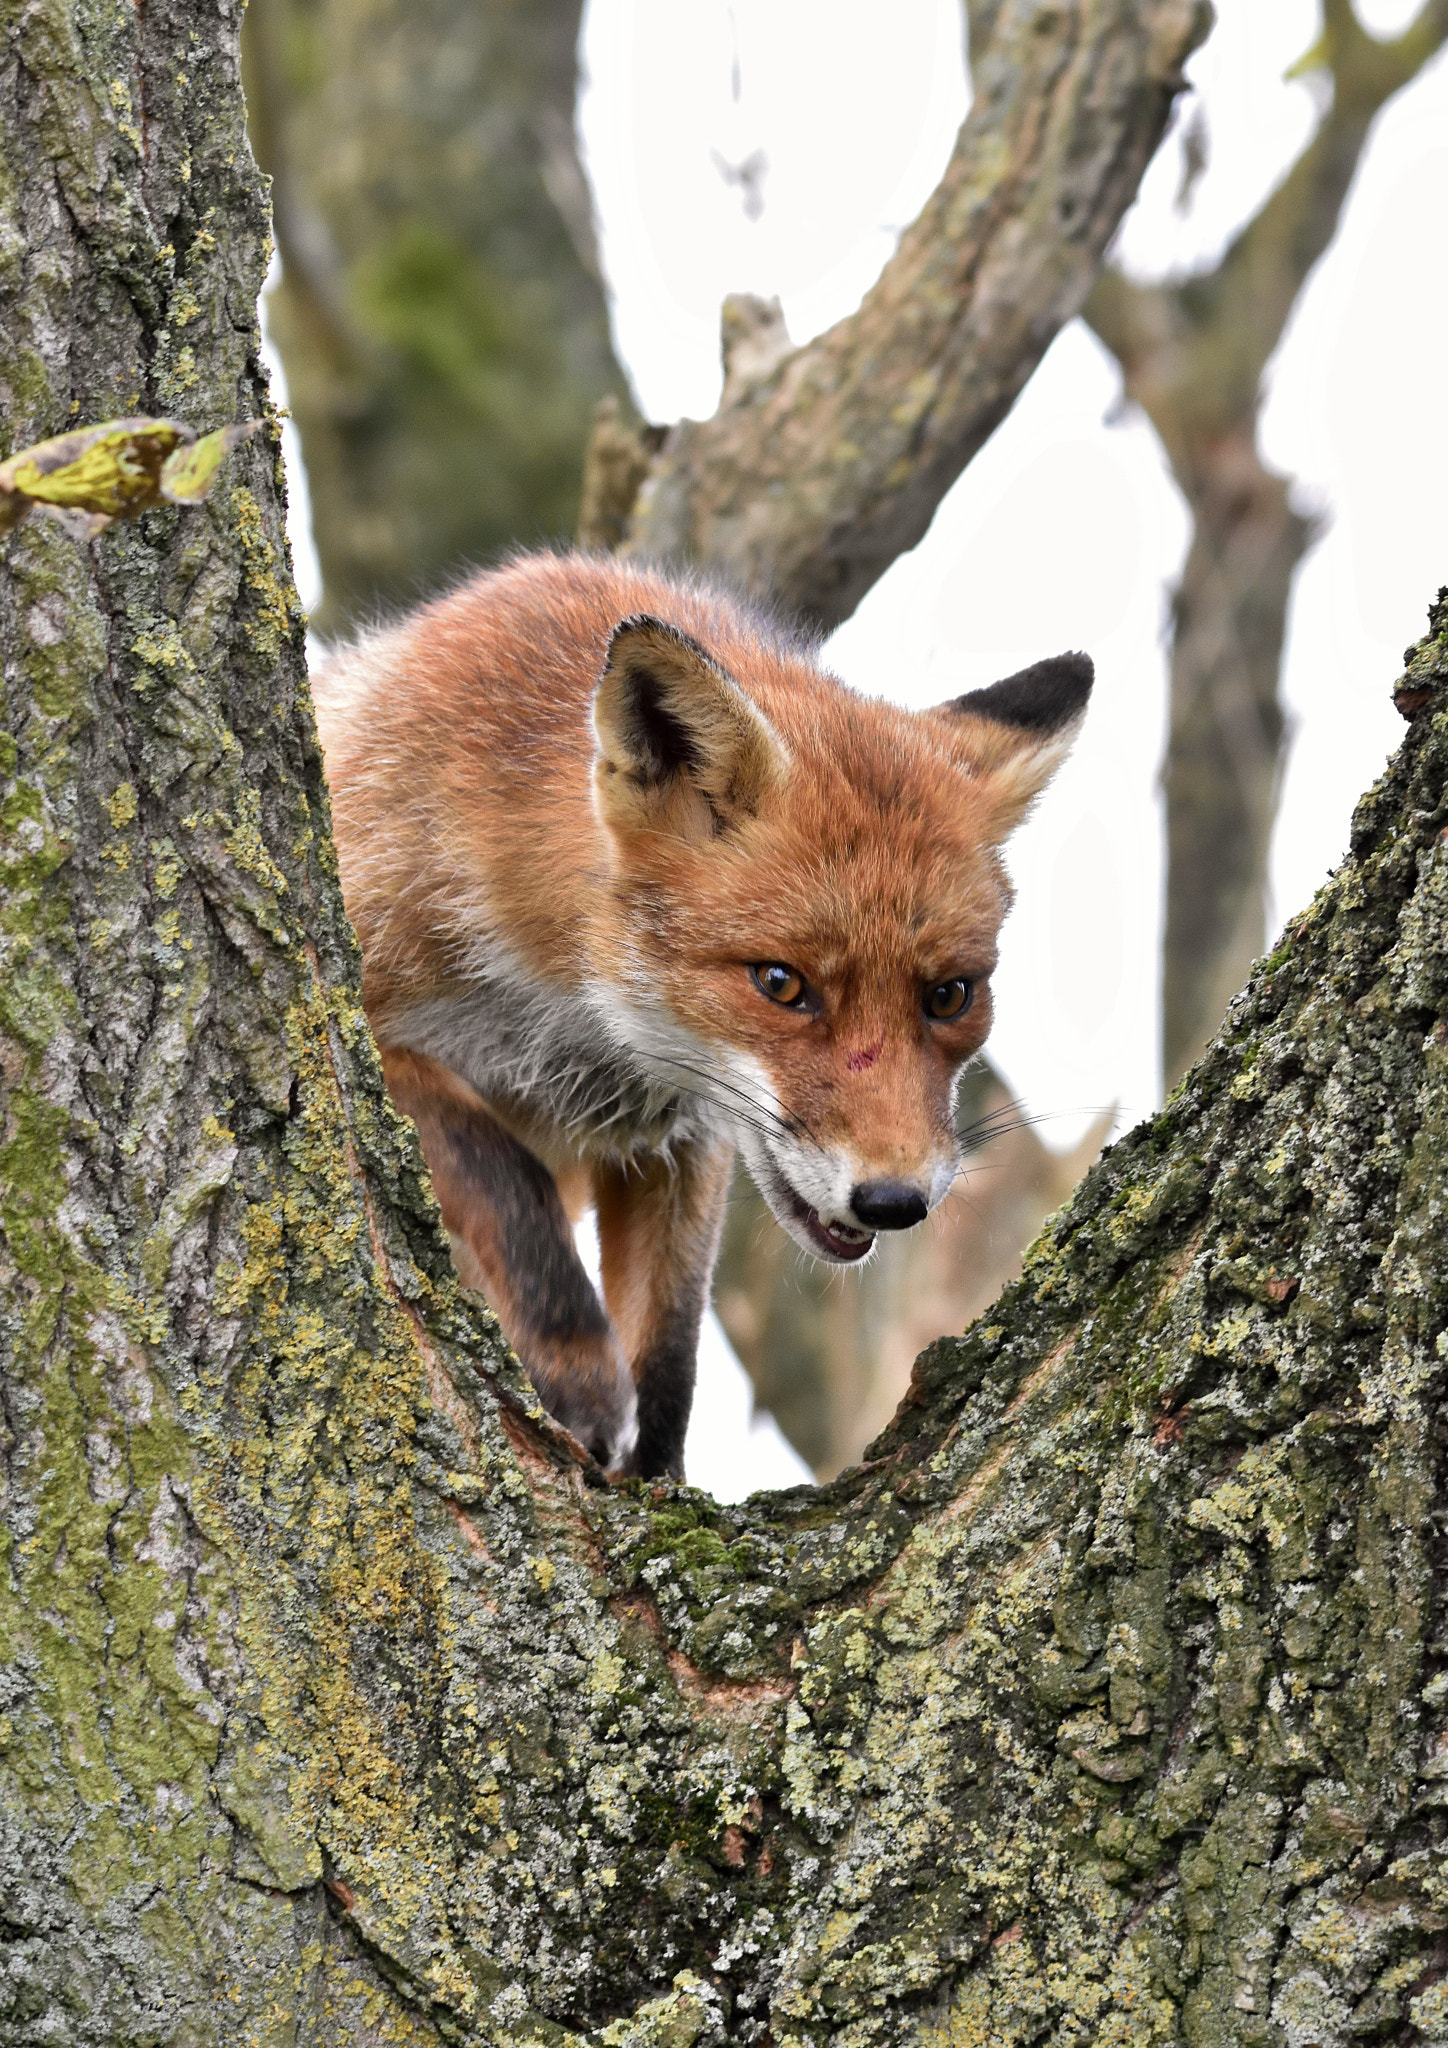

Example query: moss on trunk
[5,4,1448,2045]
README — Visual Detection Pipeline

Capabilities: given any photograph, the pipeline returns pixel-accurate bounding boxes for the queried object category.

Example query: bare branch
[1085,0,1448,1078]
[622,0,1212,630]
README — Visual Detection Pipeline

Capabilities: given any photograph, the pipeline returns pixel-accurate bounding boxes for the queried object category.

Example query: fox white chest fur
[383,950,718,1164]
[313,551,1091,1479]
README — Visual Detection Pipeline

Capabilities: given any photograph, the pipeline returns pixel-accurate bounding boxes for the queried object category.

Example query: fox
[311,551,1091,1480]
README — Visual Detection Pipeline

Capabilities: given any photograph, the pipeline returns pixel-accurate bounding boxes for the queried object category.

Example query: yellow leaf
[159,420,261,504]
[0,417,189,515]
[0,414,261,531]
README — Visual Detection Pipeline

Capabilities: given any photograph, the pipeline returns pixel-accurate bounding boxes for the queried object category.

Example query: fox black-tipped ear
[934,651,1093,836]
[593,615,788,839]
[950,651,1093,734]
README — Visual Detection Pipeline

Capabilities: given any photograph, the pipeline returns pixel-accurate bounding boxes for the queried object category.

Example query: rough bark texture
[1086,0,1448,1082]
[619,0,1212,631]
[242,0,628,635]
[10,5,1448,2045]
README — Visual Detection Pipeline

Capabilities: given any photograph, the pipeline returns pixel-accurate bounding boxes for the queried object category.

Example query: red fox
[312,552,1090,1479]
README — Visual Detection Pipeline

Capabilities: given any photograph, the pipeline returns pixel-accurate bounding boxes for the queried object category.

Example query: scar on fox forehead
[846,1041,883,1074]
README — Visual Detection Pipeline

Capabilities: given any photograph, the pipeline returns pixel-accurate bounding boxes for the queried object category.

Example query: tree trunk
[1160,449,1306,1087]
[241,0,628,636]
[1086,0,1448,1082]
[10,5,1448,2044]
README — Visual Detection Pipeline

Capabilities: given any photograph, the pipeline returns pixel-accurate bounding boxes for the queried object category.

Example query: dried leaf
[0,417,189,514]
[0,414,260,537]
[160,420,262,504]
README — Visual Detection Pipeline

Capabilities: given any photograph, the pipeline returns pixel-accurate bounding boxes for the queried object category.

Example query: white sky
[268,0,1448,1495]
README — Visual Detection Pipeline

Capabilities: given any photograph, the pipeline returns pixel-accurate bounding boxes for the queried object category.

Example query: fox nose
[850,1179,928,1231]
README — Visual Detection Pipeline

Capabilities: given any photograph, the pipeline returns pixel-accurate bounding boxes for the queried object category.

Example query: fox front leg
[381,1047,637,1469]
[593,1135,735,1481]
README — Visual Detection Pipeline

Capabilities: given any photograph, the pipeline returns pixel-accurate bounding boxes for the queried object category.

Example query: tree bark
[241,0,628,636]
[11,5,1448,2044]
[620,0,1212,631]
[1086,0,1448,1083]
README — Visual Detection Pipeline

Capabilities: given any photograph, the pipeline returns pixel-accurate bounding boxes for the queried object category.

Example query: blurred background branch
[243,0,630,636]
[617,0,1209,629]
[1086,0,1448,1079]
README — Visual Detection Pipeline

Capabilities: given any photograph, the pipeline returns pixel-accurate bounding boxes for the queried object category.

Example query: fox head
[592,613,1091,1264]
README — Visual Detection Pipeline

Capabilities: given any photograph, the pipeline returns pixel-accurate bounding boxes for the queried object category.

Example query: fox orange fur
[312,552,1091,1478]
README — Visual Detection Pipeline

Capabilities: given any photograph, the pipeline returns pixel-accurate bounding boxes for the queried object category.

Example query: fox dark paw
[531,1348,638,1475]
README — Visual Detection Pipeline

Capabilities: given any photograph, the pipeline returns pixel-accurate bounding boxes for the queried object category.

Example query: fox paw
[529,1342,638,1474]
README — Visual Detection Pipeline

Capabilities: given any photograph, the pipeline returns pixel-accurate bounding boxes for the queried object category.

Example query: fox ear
[594,615,787,839]
[935,651,1093,835]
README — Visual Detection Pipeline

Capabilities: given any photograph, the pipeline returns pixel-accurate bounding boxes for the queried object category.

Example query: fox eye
[925,978,973,1021]
[752,962,807,1008]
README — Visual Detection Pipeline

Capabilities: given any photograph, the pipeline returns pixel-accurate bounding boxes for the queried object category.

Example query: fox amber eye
[925,977,973,1021]
[752,962,807,1007]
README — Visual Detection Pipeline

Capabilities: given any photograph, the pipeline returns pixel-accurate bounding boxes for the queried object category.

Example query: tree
[1085,0,1448,1081]
[241,0,627,636]
[7,3,1448,2041]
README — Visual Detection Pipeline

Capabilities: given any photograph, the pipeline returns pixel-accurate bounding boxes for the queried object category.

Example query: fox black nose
[850,1179,928,1231]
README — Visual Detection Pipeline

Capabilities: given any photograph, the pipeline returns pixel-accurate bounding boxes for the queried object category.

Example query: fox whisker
[632,1050,806,1148]
[642,1052,794,1130]
[632,1067,788,1151]
[955,1100,1113,1153]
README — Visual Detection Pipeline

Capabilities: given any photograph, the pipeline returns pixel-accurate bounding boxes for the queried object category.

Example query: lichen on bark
[6,3,1448,2045]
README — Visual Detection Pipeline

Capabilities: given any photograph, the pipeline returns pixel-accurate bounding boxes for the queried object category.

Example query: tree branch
[621,0,1212,631]
[1086,0,1448,1078]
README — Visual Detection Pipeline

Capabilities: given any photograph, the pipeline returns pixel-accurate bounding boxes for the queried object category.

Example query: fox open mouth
[773,1175,876,1263]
